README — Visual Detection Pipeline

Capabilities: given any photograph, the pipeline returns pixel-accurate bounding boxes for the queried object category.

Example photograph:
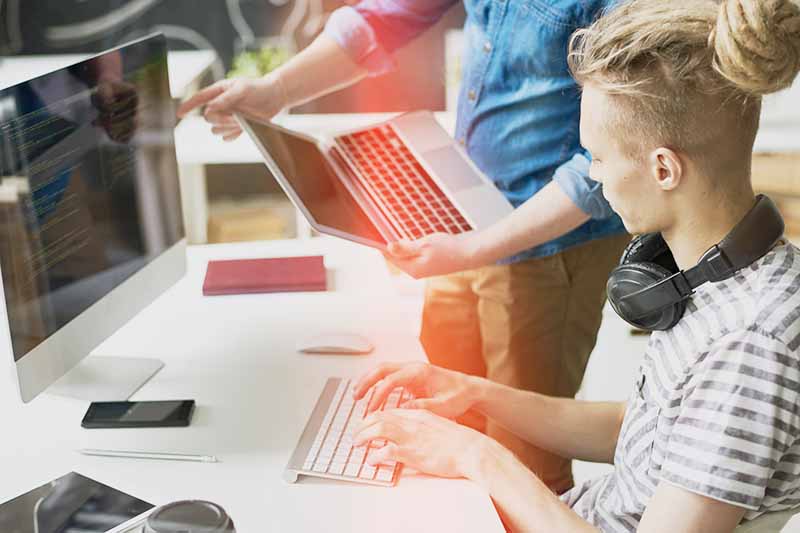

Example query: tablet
[0,471,153,532]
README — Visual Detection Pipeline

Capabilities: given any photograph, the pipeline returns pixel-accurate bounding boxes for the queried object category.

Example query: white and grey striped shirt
[562,241,800,532]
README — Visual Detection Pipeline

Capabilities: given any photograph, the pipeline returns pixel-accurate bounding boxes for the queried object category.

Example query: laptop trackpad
[423,146,484,192]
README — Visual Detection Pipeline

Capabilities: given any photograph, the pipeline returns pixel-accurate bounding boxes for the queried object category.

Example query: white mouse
[296,332,374,355]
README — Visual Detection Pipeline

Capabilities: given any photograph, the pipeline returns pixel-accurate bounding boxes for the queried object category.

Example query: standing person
[350,0,800,531]
[177,0,629,494]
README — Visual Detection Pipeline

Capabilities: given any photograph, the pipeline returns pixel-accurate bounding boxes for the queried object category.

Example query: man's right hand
[353,361,482,420]
[176,76,288,141]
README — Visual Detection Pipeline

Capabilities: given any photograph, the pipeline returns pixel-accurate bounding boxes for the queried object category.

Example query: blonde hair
[568,0,800,164]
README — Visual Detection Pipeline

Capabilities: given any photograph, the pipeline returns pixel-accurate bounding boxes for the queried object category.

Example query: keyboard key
[344,463,362,477]
[376,466,395,482]
[351,445,367,460]
[360,464,377,479]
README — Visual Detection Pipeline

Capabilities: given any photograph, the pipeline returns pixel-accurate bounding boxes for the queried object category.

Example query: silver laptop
[237,111,513,250]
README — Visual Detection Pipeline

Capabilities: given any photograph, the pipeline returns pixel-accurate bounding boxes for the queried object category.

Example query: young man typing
[352,0,800,530]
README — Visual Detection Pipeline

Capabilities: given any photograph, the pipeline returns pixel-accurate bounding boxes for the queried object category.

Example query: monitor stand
[48,356,164,402]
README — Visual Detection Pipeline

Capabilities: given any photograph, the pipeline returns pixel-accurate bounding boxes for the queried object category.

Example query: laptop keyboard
[335,124,473,240]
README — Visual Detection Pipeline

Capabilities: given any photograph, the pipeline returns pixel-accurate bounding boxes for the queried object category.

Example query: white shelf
[0,50,217,99]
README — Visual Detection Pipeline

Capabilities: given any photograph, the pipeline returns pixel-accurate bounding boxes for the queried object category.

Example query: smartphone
[81,400,195,429]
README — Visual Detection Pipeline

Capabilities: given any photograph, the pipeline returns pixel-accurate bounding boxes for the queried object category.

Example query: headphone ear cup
[620,233,677,272]
[607,261,686,331]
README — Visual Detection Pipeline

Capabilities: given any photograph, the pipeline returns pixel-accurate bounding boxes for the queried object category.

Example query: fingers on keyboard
[299,380,408,485]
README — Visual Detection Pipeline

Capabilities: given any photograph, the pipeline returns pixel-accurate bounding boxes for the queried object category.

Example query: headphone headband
[610,195,785,329]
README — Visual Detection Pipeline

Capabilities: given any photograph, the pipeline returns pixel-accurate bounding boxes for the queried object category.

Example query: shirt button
[467,89,477,101]
[458,137,466,146]
[483,41,492,53]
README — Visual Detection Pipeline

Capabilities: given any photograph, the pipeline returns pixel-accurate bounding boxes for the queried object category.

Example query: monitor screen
[0,35,184,362]
[242,119,386,246]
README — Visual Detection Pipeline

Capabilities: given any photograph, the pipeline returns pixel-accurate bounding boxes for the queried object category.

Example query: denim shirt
[324,0,626,262]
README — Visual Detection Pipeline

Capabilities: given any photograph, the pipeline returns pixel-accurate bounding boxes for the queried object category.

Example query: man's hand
[385,231,482,279]
[354,409,489,479]
[353,361,482,419]
[176,76,287,141]
[92,81,138,144]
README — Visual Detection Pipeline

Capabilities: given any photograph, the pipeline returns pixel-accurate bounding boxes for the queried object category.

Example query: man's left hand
[385,232,481,279]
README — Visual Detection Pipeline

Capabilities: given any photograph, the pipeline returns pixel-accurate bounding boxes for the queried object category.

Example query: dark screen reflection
[244,120,386,246]
[0,35,184,362]
[0,472,153,532]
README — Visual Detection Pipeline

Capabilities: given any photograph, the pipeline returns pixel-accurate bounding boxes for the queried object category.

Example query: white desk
[0,237,504,532]
[0,50,217,98]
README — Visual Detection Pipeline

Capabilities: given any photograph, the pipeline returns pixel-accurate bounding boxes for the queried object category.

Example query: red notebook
[203,256,327,296]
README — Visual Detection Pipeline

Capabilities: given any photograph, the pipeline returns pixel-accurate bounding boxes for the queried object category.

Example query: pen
[79,448,218,463]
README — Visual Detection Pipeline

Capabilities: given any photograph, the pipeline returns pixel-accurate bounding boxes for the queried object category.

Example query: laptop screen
[243,119,387,247]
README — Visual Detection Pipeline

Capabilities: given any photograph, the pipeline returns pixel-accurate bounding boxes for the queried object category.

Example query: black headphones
[607,195,785,331]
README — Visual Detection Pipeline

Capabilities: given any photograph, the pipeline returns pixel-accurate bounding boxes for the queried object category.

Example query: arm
[177,0,457,134]
[472,379,626,464]
[472,150,614,264]
[467,437,599,532]
[638,483,746,533]
[176,32,369,134]
[387,152,619,278]
[466,433,747,533]
[469,180,590,266]
[355,409,600,532]
[278,0,458,102]
[270,32,369,110]
[354,362,625,463]
[330,0,459,76]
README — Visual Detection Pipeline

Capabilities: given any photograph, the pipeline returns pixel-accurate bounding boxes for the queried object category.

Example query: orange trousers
[420,234,630,494]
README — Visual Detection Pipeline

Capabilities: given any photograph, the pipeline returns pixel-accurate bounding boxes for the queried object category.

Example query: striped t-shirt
[562,241,800,532]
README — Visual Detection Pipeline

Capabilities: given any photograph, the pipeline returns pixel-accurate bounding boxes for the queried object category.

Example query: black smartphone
[81,400,195,429]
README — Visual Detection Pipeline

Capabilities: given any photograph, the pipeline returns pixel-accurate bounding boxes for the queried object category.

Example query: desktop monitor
[0,34,186,403]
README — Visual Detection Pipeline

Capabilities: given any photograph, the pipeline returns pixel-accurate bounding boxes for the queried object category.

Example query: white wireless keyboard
[284,377,409,486]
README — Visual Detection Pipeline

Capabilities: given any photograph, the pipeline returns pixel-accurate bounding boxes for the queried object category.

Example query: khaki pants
[420,234,630,494]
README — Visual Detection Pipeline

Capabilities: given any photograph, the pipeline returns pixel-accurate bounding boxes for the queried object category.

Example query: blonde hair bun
[713,0,800,95]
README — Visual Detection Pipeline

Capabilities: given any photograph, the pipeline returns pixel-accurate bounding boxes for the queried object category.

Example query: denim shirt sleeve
[552,150,615,220]
[323,0,457,76]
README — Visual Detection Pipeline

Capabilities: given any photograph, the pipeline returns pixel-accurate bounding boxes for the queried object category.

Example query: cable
[226,0,256,50]
[151,24,226,80]
[7,0,22,54]
[302,0,325,38]
[280,0,309,51]
[0,0,7,54]
[44,0,159,47]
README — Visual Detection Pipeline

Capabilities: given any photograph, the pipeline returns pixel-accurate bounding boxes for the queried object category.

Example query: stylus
[79,448,218,463]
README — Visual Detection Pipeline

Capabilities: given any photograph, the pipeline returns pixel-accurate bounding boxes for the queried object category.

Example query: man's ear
[648,147,683,191]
